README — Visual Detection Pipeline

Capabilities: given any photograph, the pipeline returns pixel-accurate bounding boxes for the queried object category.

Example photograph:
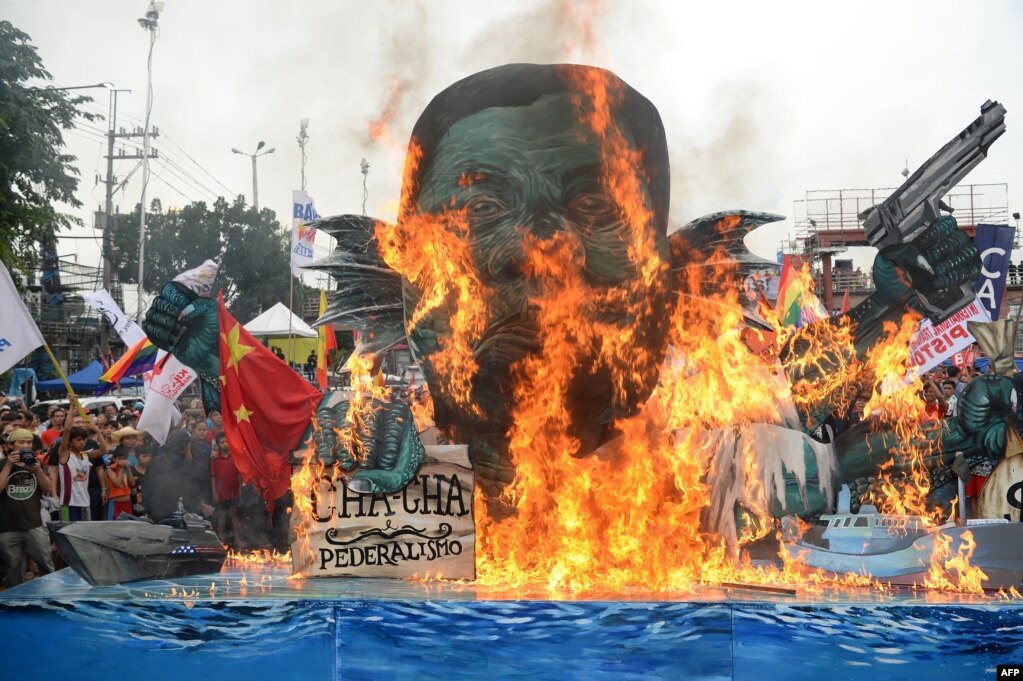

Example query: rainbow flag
[97,337,157,394]
[775,257,828,328]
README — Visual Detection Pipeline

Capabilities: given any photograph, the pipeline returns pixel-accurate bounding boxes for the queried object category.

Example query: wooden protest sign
[291,444,475,580]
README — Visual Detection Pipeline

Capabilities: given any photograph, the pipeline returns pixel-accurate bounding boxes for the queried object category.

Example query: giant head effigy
[393,64,674,490]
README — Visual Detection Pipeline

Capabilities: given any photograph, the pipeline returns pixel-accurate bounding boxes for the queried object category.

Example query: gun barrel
[861,100,1006,248]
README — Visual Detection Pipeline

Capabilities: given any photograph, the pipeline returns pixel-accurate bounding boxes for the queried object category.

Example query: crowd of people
[0,393,290,589]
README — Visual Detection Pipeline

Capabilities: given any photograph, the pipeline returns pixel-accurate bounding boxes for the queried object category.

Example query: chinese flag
[217,293,322,512]
[316,289,337,390]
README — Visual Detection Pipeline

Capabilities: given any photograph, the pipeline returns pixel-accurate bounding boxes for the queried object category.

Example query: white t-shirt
[66,453,92,508]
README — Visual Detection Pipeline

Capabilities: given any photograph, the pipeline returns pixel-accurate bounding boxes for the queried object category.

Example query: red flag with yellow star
[218,293,322,511]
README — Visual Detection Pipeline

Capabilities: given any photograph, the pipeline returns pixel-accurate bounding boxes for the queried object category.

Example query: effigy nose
[527,211,570,240]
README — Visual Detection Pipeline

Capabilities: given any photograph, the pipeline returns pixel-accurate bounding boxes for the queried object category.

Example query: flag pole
[41,343,89,420]
[288,274,295,367]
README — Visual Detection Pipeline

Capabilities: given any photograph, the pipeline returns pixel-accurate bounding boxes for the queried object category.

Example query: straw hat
[110,427,145,444]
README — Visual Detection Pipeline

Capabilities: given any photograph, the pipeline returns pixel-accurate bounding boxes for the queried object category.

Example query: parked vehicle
[31,396,145,420]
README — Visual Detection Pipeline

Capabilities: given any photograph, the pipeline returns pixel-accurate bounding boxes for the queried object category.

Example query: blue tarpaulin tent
[971,357,1023,374]
[35,359,142,393]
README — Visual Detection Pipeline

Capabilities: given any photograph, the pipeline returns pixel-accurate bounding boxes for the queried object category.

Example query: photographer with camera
[0,429,54,587]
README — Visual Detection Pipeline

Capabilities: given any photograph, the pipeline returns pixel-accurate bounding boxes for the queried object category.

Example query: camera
[18,449,36,468]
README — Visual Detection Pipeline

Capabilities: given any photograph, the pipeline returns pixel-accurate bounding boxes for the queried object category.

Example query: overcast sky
[7,0,1023,292]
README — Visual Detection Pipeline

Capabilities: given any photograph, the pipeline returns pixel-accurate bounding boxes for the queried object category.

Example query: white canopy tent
[244,302,317,338]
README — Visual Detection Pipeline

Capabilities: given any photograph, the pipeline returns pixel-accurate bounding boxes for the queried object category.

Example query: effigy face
[395,67,673,471]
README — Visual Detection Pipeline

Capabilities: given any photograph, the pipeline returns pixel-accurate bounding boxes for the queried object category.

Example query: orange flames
[368,77,408,148]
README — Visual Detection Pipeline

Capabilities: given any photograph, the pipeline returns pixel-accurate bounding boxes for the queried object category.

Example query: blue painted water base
[3,565,1022,680]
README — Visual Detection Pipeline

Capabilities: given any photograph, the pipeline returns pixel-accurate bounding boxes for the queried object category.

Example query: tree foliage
[0,21,96,272]
[109,195,312,321]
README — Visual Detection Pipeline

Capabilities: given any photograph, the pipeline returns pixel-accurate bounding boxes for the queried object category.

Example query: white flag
[81,289,147,347]
[137,350,196,444]
[173,259,219,298]
[291,190,319,277]
[0,263,45,375]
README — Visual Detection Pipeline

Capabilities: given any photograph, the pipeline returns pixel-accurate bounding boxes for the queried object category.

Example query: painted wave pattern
[335,600,734,681]
[4,567,1023,680]
[3,596,334,656]
[733,605,1023,679]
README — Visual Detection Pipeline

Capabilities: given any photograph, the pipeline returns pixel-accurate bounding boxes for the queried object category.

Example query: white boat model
[783,485,1023,589]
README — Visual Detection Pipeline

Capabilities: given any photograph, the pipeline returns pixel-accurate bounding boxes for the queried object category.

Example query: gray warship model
[50,501,228,586]
[783,485,1023,590]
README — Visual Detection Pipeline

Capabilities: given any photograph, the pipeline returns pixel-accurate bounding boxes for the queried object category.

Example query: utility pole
[103,121,159,316]
[100,88,137,352]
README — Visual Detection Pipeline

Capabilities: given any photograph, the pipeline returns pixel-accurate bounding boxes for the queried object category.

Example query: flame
[409,386,435,432]
[368,77,408,148]
[225,548,292,566]
[857,315,946,526]
[923,530,987,594]
[289,346,396,572]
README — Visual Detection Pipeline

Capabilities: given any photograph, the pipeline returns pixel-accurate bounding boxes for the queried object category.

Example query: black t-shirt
[0,467,43,532]
[131,465,146,507]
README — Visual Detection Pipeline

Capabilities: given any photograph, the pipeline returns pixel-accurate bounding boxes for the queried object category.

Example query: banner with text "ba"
[291,190,320,278]
[908,299,990,377]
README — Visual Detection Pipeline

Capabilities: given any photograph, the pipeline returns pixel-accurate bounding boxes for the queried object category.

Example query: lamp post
[297,119,309,192]
[232,141,275,213]
[136,0,163,320]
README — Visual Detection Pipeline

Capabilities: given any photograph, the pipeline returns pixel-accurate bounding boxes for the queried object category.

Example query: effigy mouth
[473,310,543,365]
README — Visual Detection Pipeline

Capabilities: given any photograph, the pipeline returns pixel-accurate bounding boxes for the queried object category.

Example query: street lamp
[137,0,163,320]
[232,141,275,213]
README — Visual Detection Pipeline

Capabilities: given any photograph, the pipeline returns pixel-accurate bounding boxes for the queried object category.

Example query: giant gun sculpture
[861,100,1006,321]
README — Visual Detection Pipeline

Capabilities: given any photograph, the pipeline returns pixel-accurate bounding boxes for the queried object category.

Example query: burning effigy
[144,64,1021,595]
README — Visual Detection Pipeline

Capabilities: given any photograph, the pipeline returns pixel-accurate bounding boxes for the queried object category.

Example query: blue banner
[973,223,1016,320]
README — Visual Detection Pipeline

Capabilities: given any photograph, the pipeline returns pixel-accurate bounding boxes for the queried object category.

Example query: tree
[0,21,96,273]
[109,195,303,321]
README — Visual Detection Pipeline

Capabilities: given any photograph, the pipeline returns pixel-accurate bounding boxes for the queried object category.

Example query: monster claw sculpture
[143,281,221,412]
[313,398,425,495]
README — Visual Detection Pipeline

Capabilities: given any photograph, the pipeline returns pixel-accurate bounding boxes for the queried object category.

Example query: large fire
[281,68,997,597]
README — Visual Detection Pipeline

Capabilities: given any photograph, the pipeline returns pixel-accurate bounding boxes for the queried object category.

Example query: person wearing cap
[142,429,213,522]
[0,428,55,587]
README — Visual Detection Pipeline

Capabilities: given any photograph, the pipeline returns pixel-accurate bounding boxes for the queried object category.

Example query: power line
[161,155,222,200]
[162,133,236,197]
